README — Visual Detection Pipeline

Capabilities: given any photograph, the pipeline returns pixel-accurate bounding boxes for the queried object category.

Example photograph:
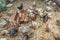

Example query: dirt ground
[0,0,60,40]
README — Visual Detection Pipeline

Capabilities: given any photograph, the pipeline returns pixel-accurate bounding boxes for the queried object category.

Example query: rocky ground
[0,0,60,40]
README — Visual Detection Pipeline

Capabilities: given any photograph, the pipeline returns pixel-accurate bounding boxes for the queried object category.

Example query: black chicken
[43,14,49,23]
[8,28,18,36]
[17,3,23,10]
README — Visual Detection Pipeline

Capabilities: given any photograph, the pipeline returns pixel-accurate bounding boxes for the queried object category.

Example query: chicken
[17,3,23,10]
[43,14,49,23]
[14,12,19,22]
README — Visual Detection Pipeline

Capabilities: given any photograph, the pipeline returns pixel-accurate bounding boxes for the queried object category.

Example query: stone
[48,12,52,18]
[7,10,13,16]
[6,4,13,8]
[56,20,60,26]
[46,6,52,11]
[0,38,8,40]
[52,0,60,7]
[9,0,14,2]
[20,26,30,33]
[0,20,7,27]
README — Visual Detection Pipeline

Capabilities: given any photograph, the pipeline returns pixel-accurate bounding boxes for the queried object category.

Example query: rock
[23,35,28,40]
[0,30,8,35]
[3,18,11,22]
[28,30,34,38]
[6,4,13,8]
[0,13,2,18]
[32,21,38,26]
[37,8,44,17]
[0,29,2,33]
[9,0,14,2]
[43,32,55,40]
[20,26,30,33]
[28,9,36,20]
[0,20,7,27]
[56,20,60,26]
[47,23,53,30]
[46,22,54,32]
[48,12,52,18]
[18,36,23,40]
[31,21,38,29]
[47,1,52,5]
[30,14,36,20]
[52,2,56,6]
[33,1,36,7]
[46,6,52,11]
[45,0,52,6]
[18,34,28,40]
[52,29,60,40]
[0,38,8,40]
[52,0,60,7]
[7,10,13,16]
